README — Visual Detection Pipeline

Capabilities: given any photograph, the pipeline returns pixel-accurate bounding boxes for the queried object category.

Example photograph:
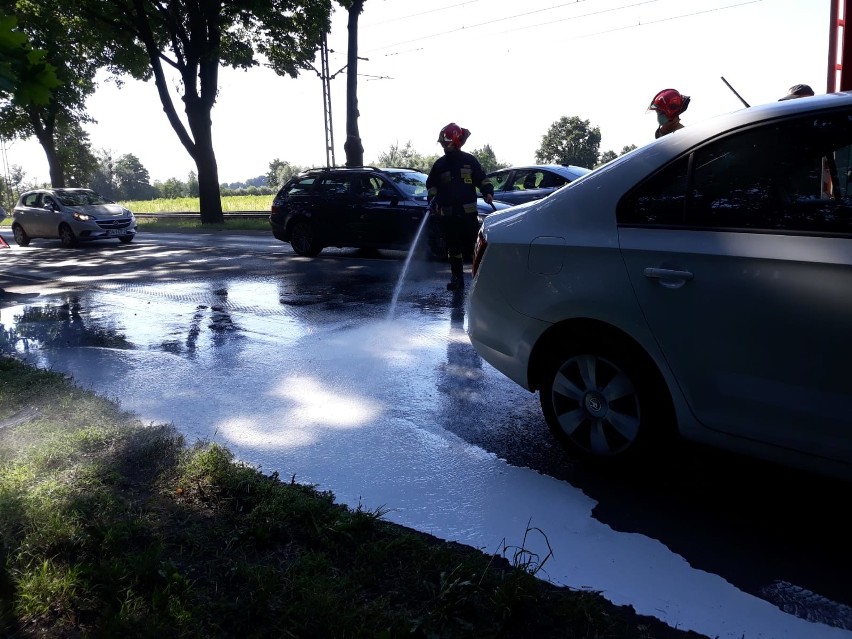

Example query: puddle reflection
[0,278,309,363]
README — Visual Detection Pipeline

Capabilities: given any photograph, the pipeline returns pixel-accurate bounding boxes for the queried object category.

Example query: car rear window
[285,177,317,195]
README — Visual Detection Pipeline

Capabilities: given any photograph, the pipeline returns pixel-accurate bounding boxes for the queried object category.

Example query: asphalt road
[1,228,851,638]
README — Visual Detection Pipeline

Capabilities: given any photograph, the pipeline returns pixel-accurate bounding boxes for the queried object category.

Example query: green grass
[0,355,705,639]
[135,217,270,232]
[120,195,273,213]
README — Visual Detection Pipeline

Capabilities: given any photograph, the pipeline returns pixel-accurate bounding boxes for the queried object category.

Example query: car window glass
[538,171,568,189]
[374,177,400,197]
[688,112,852,232]
[487,171,510,191]
[387,171,427,197]
[285,177,316,195]
[512,170,539,191]
[316,174,351,195]
[353,175,380,196]
[56,190,108,206]
[617,158,689,225]
[22,193,42,207]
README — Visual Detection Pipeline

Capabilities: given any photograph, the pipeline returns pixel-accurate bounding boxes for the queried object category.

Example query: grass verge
[135,216,270,233]
[0,355,708,638]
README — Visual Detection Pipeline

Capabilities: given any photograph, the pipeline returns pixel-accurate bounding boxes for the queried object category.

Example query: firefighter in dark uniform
[426,123,494,291]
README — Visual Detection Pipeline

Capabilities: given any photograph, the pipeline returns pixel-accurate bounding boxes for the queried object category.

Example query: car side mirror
[378,186,397,199]
[44,202,57,211]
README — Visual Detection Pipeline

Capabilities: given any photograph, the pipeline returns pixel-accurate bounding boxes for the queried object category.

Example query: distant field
[120,194,274,213]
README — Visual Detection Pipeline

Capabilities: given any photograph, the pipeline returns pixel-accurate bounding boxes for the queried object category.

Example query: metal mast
[320,33,336,168]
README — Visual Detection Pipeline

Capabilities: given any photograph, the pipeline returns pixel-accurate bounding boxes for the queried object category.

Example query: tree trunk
[344,0,365,168]
[29,108,64,187]
[185,98,223,225]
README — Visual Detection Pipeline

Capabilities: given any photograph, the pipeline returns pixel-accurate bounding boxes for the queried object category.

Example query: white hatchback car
[12,188,137,248]
[467,91,852,480]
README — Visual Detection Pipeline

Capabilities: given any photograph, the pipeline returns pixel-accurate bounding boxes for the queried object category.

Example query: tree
[373,141,437,173]
[597,144,638,168]
[155,177,188,199]
[90,149,118,199]
[54,119,99,186]
[535,116,601,168]
[0,2,127,187]
[187,171,199,197]
[0,164,26,210]
[115,154,155,199]
[0,14,58,105]
[266,159,303,188]
[340,0,365,167]
[471,144,508,174]
[80,0,333,224]
[597,150,617,166]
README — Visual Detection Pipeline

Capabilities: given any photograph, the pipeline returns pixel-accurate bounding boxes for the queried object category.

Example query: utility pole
[320,33,336,168]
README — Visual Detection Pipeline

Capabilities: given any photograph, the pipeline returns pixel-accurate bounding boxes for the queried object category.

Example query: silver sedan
[468,91,852,480]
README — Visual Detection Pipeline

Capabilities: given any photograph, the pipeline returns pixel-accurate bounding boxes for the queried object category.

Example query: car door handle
[643,267,694,289]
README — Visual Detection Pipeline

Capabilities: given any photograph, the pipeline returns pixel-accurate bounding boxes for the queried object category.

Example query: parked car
[269,166,510,258]
[468,91,852,480]
[11,188,137,248]
[485,164,591,205]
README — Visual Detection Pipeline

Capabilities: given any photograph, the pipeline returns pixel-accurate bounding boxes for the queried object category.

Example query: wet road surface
[1,230,851,638]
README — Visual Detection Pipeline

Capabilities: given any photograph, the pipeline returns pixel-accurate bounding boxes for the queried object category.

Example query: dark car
[269,166,509,258]
[11,188,137,248]
[485,164,591,205]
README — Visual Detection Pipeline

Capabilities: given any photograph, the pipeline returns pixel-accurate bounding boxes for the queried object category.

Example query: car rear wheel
[59,224,78,248]
[12,224,30,247]
[539,336,670,465]
[289,220,322,257]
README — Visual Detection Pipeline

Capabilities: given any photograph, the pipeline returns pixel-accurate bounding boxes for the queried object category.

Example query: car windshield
[387,171,429,199]
[55,190,111,206]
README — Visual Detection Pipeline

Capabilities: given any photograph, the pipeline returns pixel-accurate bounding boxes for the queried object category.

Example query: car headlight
[72,211,95,221]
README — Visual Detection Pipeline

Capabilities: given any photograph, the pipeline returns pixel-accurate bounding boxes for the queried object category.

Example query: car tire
[539,335,671,465]
[289,220,322,257]
[59,224,78,248]
[119,235,133,244]
[12,224,30,247]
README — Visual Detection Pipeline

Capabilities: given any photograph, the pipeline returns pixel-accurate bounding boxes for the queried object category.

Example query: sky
[0,0,833,186]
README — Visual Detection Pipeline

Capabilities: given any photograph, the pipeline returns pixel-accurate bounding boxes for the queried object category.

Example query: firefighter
[778,83,815,101]
[426,123,494,291]
[648,88,691,138]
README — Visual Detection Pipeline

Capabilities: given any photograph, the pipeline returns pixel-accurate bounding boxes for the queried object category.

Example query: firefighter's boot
[446,257,464,291]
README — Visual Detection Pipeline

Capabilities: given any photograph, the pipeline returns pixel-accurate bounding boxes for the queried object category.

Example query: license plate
[106,230,123,236]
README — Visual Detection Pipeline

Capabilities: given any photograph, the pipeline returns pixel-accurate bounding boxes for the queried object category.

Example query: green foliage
[266,158,304,188]
[0,0,125,187]
[535,116,602,168]
[0,15,58,105]
[187,170,199,197]
[71,0,335,221]
[373,140,438,172]
[54,120,99,186]
[596,144,638,168]
[597,150,617,167]
[471,144,509,174]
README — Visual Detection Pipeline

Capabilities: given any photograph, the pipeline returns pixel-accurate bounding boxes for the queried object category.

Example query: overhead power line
[364,0,763,58]
[362,0,596,54]
[363,0,486,27]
